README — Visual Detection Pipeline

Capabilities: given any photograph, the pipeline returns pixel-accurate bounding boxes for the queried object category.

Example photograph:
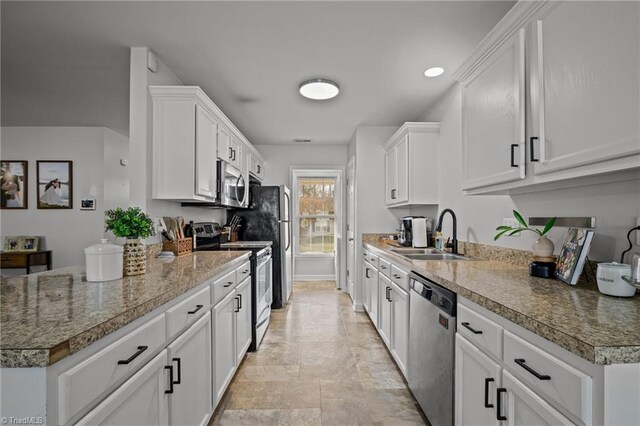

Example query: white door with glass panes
[295,176,337,256]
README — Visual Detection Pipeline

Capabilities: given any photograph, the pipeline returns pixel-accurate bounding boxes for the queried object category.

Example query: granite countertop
[364,238,640,365]
[0,251,250,368]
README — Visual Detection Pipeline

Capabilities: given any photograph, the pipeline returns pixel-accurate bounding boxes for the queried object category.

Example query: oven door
[217,161,245,208]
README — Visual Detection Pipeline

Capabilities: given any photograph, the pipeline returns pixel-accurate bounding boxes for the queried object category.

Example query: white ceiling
[1,1,514,144]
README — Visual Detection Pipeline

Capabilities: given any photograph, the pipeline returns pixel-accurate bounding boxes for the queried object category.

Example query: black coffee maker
[400,216,421,247]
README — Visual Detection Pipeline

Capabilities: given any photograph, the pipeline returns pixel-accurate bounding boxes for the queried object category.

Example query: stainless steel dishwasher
[407,272,457,426]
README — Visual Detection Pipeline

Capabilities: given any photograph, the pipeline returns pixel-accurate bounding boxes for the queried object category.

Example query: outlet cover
[502,218,520,237]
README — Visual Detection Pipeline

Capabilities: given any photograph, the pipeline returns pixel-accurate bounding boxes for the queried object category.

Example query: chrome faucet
[435,208,458,255]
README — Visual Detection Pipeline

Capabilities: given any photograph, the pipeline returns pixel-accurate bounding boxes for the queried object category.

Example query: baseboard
[294,274,336,281]
[353,302,365,313]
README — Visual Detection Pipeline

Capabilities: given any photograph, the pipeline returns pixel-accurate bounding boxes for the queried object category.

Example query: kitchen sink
[390,248,439,255]
[403,253,472,261]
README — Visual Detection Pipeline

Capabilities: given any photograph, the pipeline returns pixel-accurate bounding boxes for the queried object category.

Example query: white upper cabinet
[455,1,640,194]
[460,29,525,190]
[151,86,218,202]
[151,85,264,203]
[249,153,265,181]
[384,123,440,207]
[529,1,640,176]
[216,125,231,164]
[195,105,218,199]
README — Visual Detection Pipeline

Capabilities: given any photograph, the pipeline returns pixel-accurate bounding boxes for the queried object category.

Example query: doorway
[290,168,345,287]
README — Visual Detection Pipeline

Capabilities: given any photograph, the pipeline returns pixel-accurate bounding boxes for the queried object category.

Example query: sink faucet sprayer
[435,208,458,255]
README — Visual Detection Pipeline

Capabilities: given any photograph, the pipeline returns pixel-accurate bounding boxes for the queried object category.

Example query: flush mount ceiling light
[299,78,340,100]
[424,67,445,78]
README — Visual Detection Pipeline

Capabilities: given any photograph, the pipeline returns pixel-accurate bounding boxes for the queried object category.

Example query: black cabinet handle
[234,296,240,313]
[172,357,181,384]
[391,189,397,200]
[530,137,539,162]
[257,164,261,174]
[484,378,494,408]
[188,304,204,315]
[117,345,148,365]
[380,265,387,270]
[496,388,507,421]
[165,365,174,394]
[462,322,483,335]
[365,268,370,279]
[238,293,242,310]
[515,358,550,380]
[510,144,518,168]
[232,149,236,161]
[229,147,233,159]
[224,281,234,287]
[392,274,401,279]
[386,286,391,302]
[241,269,249,275]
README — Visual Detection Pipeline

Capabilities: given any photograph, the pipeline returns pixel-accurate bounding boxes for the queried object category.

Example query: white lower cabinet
[501,370,573,426]
[455,334,501,426]
[456,298,595,426]
[167,312,212,426]
[213,277,252,405]
[389,281,409,375]
[76,350,170,425]
[213,290,236,404]
[362,260,379,327]
[378,274,392,347]
[235,278,252,364]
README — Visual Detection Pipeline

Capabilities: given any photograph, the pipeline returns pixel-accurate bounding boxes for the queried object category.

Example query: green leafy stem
[105,207,155,239]
[494,210,556,241]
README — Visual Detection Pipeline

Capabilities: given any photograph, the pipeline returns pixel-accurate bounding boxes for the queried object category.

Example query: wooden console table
[0,250,52,274]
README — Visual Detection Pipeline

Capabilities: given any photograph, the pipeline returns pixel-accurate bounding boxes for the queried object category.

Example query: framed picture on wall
[37,161,73,209]
[0,160,28,209]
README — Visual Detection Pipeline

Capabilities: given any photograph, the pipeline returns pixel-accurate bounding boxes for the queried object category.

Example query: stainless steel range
[193,222,273,351]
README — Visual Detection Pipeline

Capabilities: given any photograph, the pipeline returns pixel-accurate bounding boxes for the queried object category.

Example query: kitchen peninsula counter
[0,251,250,368]
[364,238,640,365]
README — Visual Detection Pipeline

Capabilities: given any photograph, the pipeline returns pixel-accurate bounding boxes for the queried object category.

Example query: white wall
[255,144,348,280]
[419,84,640,261]
[128,47,226,244]
[0,127,128,271]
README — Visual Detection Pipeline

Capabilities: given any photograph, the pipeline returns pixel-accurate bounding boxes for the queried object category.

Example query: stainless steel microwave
[216,160,246,208]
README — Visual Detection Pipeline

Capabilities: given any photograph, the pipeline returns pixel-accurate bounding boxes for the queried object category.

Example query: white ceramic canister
[85,239,124,282]
[596,262,635,297]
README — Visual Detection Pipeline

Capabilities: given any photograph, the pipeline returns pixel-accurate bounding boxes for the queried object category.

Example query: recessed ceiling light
[299,78,340,100]
[424,67,445,78]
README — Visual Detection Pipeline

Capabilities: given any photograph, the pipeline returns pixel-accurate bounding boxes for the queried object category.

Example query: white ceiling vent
[294,139,312,143]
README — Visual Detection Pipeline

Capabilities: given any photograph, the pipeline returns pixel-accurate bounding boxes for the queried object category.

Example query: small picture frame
[2,236,39,252]
[3,236,23,252]
[21,236,39,252]
[80,198,96,210]
[37,160,73,209]
[1,160,28,209]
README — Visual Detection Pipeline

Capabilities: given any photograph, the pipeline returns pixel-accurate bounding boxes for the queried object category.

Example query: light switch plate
[502,218,520,237]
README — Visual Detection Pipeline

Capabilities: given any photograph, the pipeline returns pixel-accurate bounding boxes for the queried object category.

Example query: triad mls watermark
[0,417,44,425]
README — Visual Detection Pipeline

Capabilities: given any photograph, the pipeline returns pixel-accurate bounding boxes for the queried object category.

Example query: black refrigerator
[228,185,292,309]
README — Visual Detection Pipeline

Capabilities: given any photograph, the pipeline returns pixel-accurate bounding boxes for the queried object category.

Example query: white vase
[532,235,554,258]
[123,238,146,276]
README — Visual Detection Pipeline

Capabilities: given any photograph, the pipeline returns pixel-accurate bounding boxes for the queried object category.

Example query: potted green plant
[105,207,155,276]
[494,210,557,258]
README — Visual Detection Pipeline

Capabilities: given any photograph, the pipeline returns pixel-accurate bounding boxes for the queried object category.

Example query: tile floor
[210,281,429,425]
